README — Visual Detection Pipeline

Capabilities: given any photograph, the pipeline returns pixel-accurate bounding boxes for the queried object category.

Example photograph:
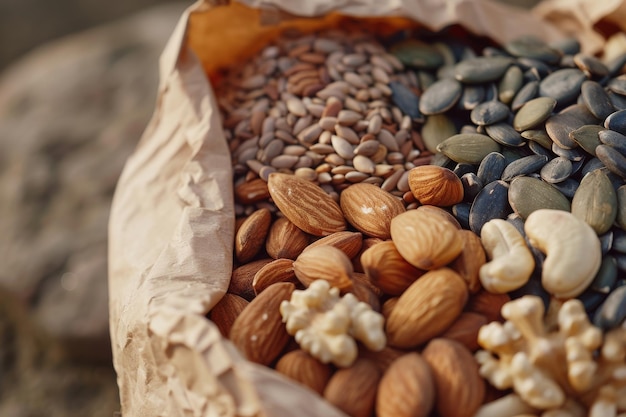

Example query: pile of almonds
[211,168,509,417]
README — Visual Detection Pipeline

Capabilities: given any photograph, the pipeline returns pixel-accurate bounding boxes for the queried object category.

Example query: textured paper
[108,1,626,416]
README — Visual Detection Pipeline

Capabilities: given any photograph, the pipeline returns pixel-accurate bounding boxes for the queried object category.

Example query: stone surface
[0,2,186,416]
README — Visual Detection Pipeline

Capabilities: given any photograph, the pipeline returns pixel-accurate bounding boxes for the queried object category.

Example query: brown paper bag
[108,0,626,415]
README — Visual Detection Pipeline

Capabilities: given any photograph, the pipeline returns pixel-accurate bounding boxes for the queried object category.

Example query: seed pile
[212,25,626,417]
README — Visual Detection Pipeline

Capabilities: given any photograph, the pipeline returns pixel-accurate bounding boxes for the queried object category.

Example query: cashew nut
[524,209,601,299]
[479,219,535,293]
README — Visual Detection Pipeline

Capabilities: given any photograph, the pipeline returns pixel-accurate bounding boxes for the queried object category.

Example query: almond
[265,217,310,260]
[209,293,249,338]
[361,240,425,296]
[450,229,487,294]
[376,352,435,417]
[466,290,510,322]
[408,165,464,207]
[305,231,363,259]
[274,349,333,395]
[422,338,485,417]
[235,178,270,205]
[293,245,353,292]
[229,282,295,365]
[351,275,381,312]
[252,258,298,295]
[381,297,398,321]
[358,345,405,373]
[386,267,468,349]
[323,358,381,417]
[228,258,273,301]
[352,237,384,273]
[268,172,346,236]
[415,204,462,229]
[440,312,488,352]
[235,208,272,263]
[390,209,463,270]
[339,182,406,239]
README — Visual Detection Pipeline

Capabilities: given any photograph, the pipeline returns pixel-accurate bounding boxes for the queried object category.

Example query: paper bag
[108,0,626,415]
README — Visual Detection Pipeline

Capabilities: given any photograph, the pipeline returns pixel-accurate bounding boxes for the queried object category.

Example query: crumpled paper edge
[108,1,626,416]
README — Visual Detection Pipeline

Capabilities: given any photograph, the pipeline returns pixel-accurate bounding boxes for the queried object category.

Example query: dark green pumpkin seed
[477,152,506,184]
[485,123,525,147]
[437,133,501,164]
[597,144,626,178]
[419,78,463,115]
[509,176,571,219]
[581,80,615,120]
[470,101,510,126]
[605,109,626,135]
[454,56,513,84]
[539,68,587,107]
[540,156,572,183]
[569,124,604,156]
[571,169,617,235]
[501,154,549,181]
[469,180,511,233]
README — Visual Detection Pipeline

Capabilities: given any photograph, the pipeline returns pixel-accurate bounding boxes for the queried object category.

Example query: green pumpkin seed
[569,124,604,156]
[421,114,457,154]
[459,84,485,110]
[545,104,599,149]
[454,56,513,84]
[513,96,557,131]
[572,169,618,235]
[605,109,626,135]
[505,37,561,64]
[540,156,573,183]
[419,78,462,115]
[599,129,626,155]
[608,75,626,96]
[511,80,539,112]
[498,65,524,104]
[539,68,587,107]
[597,144,626,178]
[391,39,444,69]
[501,155,549,181]
[521,129,553,149]
[470,101,510,126]
[581,80,615,120]
[436,133,501,164]
[574,53,609,78]
[485,123,525,147]
[509,176,571,219]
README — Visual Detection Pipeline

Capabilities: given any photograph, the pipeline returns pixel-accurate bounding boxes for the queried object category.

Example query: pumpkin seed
[436,133,501,164]
[485,122,525,147]
[605,109,626,135]
[477,151,507,184]
[505,37,561,64]
[419,78,463,115]
[511,80,539,111]
[571,169,618,234]
[501,154,549,181]
[470,100,510,126]
[469,180,511,234]
[569,124,604,156]
[454,56,513,84]
[540,156,572,183]
[581,80,615,120]
[421,114,457,154]
[513,96,557,131]
[508,176,571,219]
[597,144,626,178]
[539,68,587,107]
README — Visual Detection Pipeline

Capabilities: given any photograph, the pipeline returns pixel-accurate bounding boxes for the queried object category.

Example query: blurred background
[0,0,541,416]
